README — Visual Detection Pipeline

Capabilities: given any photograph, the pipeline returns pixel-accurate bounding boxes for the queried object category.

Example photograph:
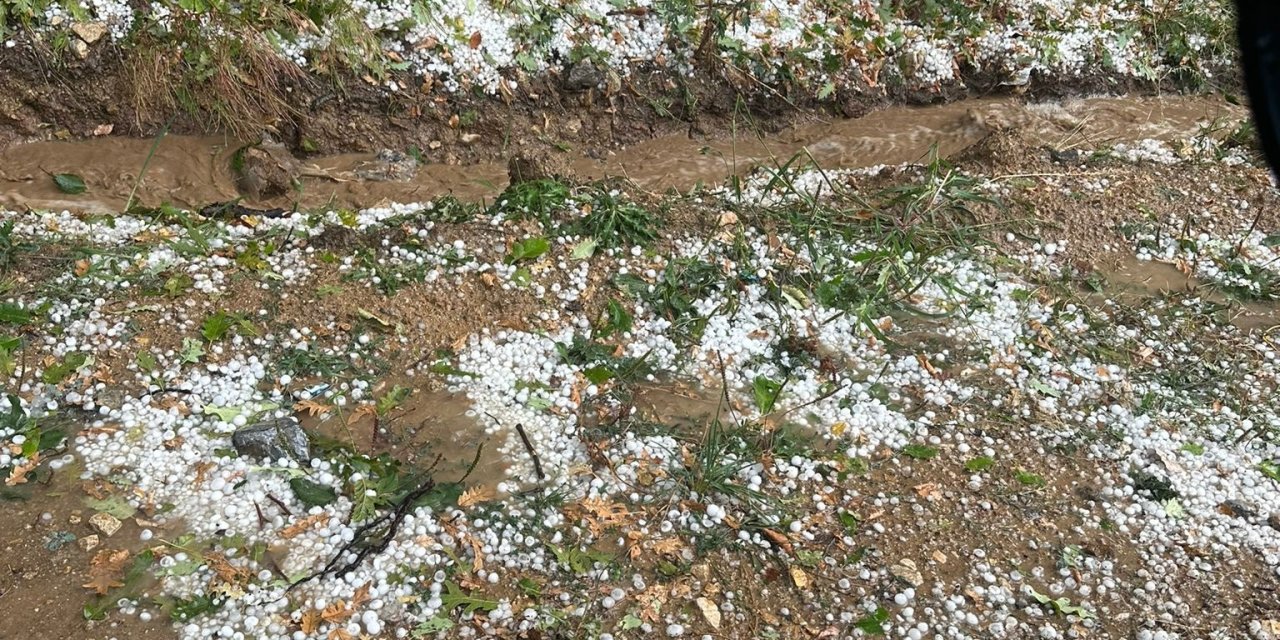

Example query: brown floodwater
[0,94,1242,214]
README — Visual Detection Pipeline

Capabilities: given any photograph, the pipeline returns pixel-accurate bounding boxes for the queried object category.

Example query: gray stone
[232,417,310,462]
[562,60,603,92]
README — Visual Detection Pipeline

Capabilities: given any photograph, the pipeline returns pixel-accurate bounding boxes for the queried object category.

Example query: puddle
[0,94,1242,213]
[298,386,507,491]
[1101,255,1280,332]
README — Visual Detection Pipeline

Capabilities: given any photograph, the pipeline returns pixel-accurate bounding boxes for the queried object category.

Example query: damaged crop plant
[2,0,1280,640]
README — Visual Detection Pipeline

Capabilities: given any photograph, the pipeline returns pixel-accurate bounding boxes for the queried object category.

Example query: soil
[0,32,1237,167]
[0,471,177,640]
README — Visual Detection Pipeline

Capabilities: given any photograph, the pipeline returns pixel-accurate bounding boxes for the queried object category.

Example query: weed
[572,185,660,248]
[0,221,33,272]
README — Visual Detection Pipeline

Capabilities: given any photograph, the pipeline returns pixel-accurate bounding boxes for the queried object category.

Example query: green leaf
[964,456,994,472]
[619,613,643,630]
[376,385,411,416]
[52,173,87,194]
[180,337,205,363]
[42,352,89,384]
[289,477,337,508]
[902,444,938,460]
[1029,380,1061,398]
[752,375,783,413]
[1180,442,1205,455]
[517,577,541,598]
[837,510,859,534]
[85,495,137,519]
[202,405,242,422]
[506,237,550,264]
[1015,469,1046,488]
[413,482,464,511]
[413,616,455,636]
[1262,234,1280,248]
[854,606,889,634]
[1162,498,1185,518]
[1259,460,1280,482]
[0,303,32,325]
[570,238,597,260]
[596,299,633,337]
[582,365,613,385]
[135,350,158,372]
[201,311,235,342]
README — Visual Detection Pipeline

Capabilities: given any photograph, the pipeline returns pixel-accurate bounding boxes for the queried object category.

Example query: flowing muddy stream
[0,94,1242,214]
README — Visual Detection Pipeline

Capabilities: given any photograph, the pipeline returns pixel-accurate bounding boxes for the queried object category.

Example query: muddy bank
[0,93,1245,214]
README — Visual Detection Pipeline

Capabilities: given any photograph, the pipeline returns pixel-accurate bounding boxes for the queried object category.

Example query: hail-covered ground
[3,0,1235,97]
[2,125,1280,640]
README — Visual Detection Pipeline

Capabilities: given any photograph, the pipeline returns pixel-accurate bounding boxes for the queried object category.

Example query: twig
[514,423,546,481]
[265,493,293,517]
[485,411,546,481]
[286,476,437,592]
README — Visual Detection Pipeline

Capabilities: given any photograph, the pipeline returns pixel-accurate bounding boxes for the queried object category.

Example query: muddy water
[0,94,1242,214]
[300,388,508,490]
[1101,255,1279,331]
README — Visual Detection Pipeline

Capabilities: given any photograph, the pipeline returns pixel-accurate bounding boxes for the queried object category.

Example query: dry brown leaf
[457,486,496,508]
[5,453,40,486]
[74,259,91,277]
[468,534,485,572]
[761,528,794,554]
[468,31,482,49]
[294,399,333,417]
[300,610,322,634]
[321,600,353,624]
[282,513,331,539]
[329,629,354,640]
[789,566,810,589]
[193,461,215,486]
[83,549,130,594]
[206,552,250,586]
[651,538,683,556]
[913,483,939,499]
[916,353,939,377]
[351,582,372,608]
[347,404,378,426]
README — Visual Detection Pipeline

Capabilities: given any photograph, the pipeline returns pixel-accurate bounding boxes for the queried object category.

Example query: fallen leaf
[329,629,354,640]
[321,600,353,624]
[351,582,372,608]
[468,31,482,49]
[281,513,331,539]
[300,610,322,634]
[789,566,809,589]
[761,528,794,554]
[74,259,91,277]
[5,453,39,486]
[457,486,496,508]
[293,399,332,417]
[913,482,939,499]
[83,549,130,594]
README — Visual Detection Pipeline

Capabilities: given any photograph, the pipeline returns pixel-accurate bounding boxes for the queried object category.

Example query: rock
[1219,500,1258,520]
[562,60,604,92]
[890,559,924,587]
[1048,148,1084,164]
[355,149,417,182]
[232,416,310,462]
[1256,620,1280,640]
[696,597,721,630]
[1269,513,1280,532]
[233,136,300,200]
[507,147,572,184]
[71,22,109,45]
[89,512,121,537]
[70,39,90,59]
[77,534,100,552]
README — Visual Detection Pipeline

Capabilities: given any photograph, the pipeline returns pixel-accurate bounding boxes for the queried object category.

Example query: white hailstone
[666,624,685,637]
